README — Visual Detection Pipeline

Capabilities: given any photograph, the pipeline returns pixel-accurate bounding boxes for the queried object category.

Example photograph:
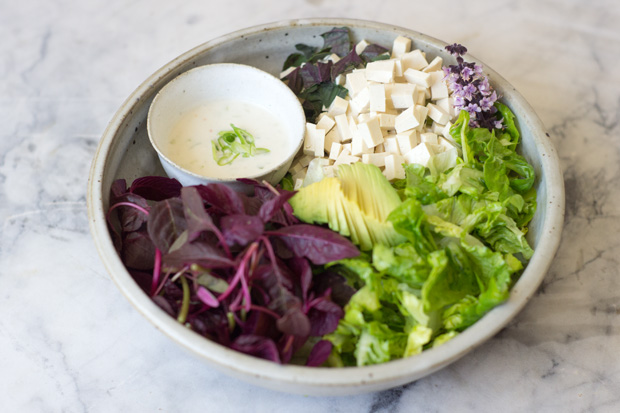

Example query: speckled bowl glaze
[87,18,565,396]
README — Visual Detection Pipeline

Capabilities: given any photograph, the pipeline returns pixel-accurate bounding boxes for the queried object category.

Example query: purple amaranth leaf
[320,27,351,57]
[113,193,150,232]
[266,224,359,265]
[220,214,264,247]
[163,240,235,270]
[331,48,363,80]
[152,295,176,317]
[181,186,217,242]
[122,230,155,270]
[283,66,303,95]
[129,176,182,201]
[196,286,219,308]
[231,335,281,363]
[287,256,312,302]
[276,305,311,337]
[300,60,333,89]
[258,190,296,224]
[146,198,186,253]
[110,179,128,201]
[306,340,333,367]
[311,271,356,308]
[360,44,389,62]
[196,183,245,216]
[307,296,343,336]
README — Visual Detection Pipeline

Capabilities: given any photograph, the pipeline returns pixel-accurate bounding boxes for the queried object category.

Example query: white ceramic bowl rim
[146,62,305,183]
[88,18,565,395]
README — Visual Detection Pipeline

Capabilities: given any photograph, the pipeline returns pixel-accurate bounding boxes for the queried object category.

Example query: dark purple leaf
[308,297,343,336]
[267,224,359,265]
[152,295,176,317]
[113,193,149,232]
[320,27,351,57]
[163,240,234,270]
[306,340,333,367]
[196,286,219,308]
[181,186,217,241]
[312,271,356,308]
[122,230,155,270]
[231,335,281,363]
[110,179,128,201]
[129,176,182,201]
[128,269,152,294]
[276,306,311,337]
[300,62,323,89]
[283,66,303,95]
[288,257,312,302]
[331,48,363,80]
[220,214,264,247]
[258,190,296,224]
[147,198,186,253]
[360,44,389,62]
[196,183,245,215]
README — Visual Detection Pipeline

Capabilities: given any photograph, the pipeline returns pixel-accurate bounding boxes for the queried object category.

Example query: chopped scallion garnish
[212,124,269,166]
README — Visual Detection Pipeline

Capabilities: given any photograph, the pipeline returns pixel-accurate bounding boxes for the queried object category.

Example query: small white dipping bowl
[147,63,305,191]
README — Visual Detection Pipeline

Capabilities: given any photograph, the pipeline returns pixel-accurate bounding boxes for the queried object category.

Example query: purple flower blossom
[443,43,503,130]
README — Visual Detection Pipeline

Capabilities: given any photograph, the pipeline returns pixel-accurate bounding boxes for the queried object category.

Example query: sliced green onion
[212,124,270,166]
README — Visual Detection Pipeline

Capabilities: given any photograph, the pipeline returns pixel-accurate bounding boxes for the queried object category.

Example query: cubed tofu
[414,105,429,131]
[395,106,420,133]
[345,71,368,97]
[335,113,352,142]
[390,83,416,109]
[312,127,326,157]
[391,36,412,58]
[334,151,361,166]
[383,136,401,155]
[357,116,384,148]
[422,56,443,73]
[436,97,456,118]
[298,154,314,167]
[420,132,438,144]
[430,78,449,101]
[355,39,370,55]
[383,154,406,180]
[404,68,432,88]
[350,87,370,116]
[396,130,419,154]
[325,128,341,153]
[403,142,436,167]
[362,152,389,167]
[328,96,349,116]
[379,113,397,130]
[401,49,428,71]
[303,123,316,155]
[427,103,451,125]
[365,60,396,83]
[316,113,336,132]
[329,142,343,161]
[368,83,386,112]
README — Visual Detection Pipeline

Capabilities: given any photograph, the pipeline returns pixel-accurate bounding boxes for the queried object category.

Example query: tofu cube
[335,113,352,142]
[395,106,420,133]
[316,113,336,132]
[384,154,406,180]
[383,136,401,155]
[365,60,395,83]
[324,128,341,153]
[422,56,443,73]
[329,142,343,161]
[390,83,416,109]
[350,87,370,116]
[430,78,449,101]
[303,123,316,155]
[345,71,368,97]
[357,116,384,148]
[368,83,386,112]
[401,49,428,71]
[396,130,419,154]
[362,152,389,167]
[379,113,397,130]
[414,105,429,130]
[403,142,436,167]
[420,132,438,144]
[427,103,451,125]
[355,39,370,55]
[404,68,432,88]
[312,128,326,157]
[391,36,412,58]
[328,96,349,116]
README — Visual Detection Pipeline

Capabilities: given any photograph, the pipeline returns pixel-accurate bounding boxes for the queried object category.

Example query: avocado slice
[289,163,405,250]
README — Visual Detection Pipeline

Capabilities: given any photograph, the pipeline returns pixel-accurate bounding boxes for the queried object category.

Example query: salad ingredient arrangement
[108,176,359,365]
[108,27,536,368]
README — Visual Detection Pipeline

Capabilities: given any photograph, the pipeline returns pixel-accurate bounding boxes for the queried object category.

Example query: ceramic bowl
[87,18,565,396]
[147,63,305,192]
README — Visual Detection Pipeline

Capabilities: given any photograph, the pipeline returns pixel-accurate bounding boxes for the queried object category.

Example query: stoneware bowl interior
[87,18,565,396]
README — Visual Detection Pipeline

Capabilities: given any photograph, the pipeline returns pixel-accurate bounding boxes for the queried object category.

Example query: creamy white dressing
[162,100,290,179]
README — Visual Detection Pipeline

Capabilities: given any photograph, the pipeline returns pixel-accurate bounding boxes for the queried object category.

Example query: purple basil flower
[466,103,481,115]
[461,65,474,81]
[462,83,477,100]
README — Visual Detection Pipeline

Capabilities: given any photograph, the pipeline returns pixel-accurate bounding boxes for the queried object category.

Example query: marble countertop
[1,0,619,411]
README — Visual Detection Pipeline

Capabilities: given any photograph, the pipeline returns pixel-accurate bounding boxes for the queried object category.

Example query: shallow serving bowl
[87,18,565,396]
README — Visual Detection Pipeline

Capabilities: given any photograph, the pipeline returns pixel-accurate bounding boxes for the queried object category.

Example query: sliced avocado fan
[289,163,406,251]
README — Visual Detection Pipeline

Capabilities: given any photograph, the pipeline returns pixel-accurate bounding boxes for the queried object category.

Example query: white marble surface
[1,0,619,411]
